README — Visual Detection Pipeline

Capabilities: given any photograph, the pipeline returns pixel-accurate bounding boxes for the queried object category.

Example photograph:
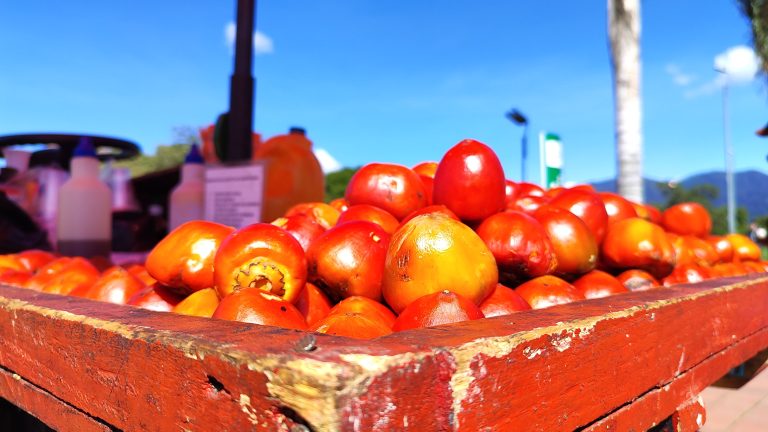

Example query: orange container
[255,127,325,222]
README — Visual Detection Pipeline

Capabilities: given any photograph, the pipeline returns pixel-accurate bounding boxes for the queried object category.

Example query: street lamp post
[506,109,529,182]
[715,68,736,233]
[227,0,256,163]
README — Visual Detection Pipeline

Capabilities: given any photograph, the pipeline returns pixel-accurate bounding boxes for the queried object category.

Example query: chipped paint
[523,346,543,360]
[238,394,258,425]
[1,275,766,431]
[12,373,20,381]
[551,336,572,352]
[440,276,768,426]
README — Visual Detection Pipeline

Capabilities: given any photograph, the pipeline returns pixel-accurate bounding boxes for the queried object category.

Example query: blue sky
[2,1,768,185]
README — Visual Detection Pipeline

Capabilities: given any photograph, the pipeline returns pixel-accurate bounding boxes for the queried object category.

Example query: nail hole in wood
[206,375,226,393]
[279,406,314,432]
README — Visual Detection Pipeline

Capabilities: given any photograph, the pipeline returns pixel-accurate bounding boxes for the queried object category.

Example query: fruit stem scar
[234,260,287,296]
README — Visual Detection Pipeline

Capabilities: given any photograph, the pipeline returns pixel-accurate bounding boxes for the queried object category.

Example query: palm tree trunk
[608,0,643,203]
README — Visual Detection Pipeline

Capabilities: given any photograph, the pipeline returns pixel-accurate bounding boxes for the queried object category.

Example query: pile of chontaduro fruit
[1,139,766,339]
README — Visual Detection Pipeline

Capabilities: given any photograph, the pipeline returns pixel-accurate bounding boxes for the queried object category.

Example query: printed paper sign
[204,163,265,228]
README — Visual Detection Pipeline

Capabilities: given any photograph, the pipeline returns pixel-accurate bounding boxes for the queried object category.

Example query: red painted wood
[0,275,766,431]
[0,366,110,432]
[583,327,768,431]
[671,398,707,432]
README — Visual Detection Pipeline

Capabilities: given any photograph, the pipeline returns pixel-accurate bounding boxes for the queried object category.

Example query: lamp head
[506,109,527,125]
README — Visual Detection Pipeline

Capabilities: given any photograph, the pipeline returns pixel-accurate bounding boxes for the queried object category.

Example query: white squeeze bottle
[169,144,205,230]
[57,137,112,258]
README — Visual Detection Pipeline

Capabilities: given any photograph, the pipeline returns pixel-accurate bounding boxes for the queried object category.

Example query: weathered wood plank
[394,276,768,431]
[0,275,766,431]
[0,285,441,431]
[583,327,768,431]
[0,365,111,432]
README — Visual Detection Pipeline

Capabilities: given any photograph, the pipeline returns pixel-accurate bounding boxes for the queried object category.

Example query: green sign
[540,133,563,189]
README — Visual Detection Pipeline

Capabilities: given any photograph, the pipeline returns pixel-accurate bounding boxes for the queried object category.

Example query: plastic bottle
[110,167,140,212]
[2,148,38,215]
[169,144,205,230]
[254,127,325,222]
[57,137,112,258]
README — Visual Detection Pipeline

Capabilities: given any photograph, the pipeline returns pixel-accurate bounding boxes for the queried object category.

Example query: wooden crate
[1,275,767,431]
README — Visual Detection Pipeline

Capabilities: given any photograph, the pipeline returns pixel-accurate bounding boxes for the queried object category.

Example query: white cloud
[665,64,694,86]
[313,148,343,173]
[714,45,759,83]
[224,21,273,55]
[253,32,273,54]
[684,45,760,98]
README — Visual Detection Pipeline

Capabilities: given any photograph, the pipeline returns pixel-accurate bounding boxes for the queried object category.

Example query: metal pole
[521,123,528,182]
[227,0,255,162]
[539,131,546,188]
[722,81,737,233]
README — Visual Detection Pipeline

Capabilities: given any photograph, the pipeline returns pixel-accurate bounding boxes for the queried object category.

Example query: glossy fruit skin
[145,221,235,294]
[15,250,56,272]
[337,204,399,234]
[550,189,610,244]
[25,257,72,290]
[533,206,598,277]
[392,291,484,331]
[328,296,397,328]
[271,214,326,252]
[726,233,762,262]
[212,288,307,330]
[662,202,712,238]
[294,282,333,327]
[599,192,638,225]
[0,267,32,285]
[412,161,438,178]
[126,264,156,287]
[616,269,661,292]
[311,312,393,339]
[382,213,498,313]
[601,217,677,279]
[504,180,520,208]
[432,139,506,223]
[514,275,585,309]
[644,205,663,225]
[516,182,546,198]
[127,284,183,312]
[706,236,734,263]
[214,223,307,303]
[511,195,550,214]
[572,270,629,299]
[328,198,350,213]
[26,257,100,296]
[544,186,566,199]
[476,211,557,283]
[172,288,220,318]
[671,235,719,267]
[0,255,26,272]
[79,266,146,304]
[668,264,713,286]
[479,284,532,317]
[399,204,459,226]
[307,221,390,302]
[418,174,434,206]
[345,163,427,220]
[742,261,767,274]
[285,202,340,230]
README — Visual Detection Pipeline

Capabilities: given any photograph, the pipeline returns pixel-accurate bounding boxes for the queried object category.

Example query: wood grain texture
[0,275,766,431]
[0,365,111,432]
